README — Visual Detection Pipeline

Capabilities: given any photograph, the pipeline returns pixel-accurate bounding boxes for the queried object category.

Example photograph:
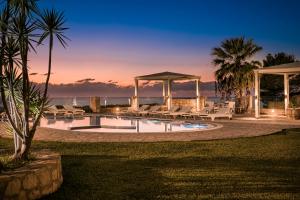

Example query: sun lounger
[118,105,150,116]
[207,107,232,121]
[184,108,210,119]
[117,107,135,115]
[44,105,69,118]
[166,106,193,119]
[151,105,180,116]
[138,105,160,116]
[64,105,85,116]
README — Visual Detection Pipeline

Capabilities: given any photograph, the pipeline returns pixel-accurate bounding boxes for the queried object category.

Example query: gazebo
[132,72,201,111]
[254,62,300,118]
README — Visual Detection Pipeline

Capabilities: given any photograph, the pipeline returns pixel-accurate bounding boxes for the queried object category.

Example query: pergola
[133,72,201,111]
[254,62,300,118]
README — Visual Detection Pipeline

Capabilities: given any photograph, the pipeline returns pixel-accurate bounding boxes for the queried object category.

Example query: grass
[0,129,300,199]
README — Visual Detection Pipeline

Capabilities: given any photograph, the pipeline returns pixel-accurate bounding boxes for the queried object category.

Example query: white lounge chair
[207,107,232,121]
[151,105,180,116]
[184,108,210,119]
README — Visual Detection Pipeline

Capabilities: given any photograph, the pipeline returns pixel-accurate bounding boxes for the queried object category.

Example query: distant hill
[36,81,216,97]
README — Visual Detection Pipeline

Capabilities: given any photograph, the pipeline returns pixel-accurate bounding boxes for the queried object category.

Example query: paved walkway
[1,119,299,142]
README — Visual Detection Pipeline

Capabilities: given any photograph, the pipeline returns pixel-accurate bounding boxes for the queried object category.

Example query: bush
[82,105,93,113]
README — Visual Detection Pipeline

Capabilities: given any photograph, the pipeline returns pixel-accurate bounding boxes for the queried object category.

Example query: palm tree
[212,37,262,110]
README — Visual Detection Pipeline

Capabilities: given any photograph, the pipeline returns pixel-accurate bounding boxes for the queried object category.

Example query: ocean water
[49,96,220,106]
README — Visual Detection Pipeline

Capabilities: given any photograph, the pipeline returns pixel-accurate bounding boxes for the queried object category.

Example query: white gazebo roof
[135,71,200,81]
[254,62,300,74]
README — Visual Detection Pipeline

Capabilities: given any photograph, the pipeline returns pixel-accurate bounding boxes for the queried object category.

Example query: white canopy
[133,72,201,111]
[254,62,300,118]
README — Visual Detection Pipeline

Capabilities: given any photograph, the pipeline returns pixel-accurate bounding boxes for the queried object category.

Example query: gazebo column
[167,79,172,111]
[162,80,166,105]
[196,79,201,111]
[134,79,139,111]
[284,73,289,115]
[254,71,260,118]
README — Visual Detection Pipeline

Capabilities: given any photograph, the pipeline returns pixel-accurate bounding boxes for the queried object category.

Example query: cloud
[43,73,54,76]
[29,73,38,76]
[76,78,95,83]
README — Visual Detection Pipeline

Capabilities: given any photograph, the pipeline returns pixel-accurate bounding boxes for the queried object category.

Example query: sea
[49,96,220,106]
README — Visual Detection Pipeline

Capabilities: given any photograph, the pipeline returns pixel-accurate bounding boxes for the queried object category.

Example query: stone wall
[0,151,63,200]
[172,97,206,110]
[90,97,101,113]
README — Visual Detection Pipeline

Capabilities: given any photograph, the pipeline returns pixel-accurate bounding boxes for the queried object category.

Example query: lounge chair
[64,105,85,116]
[184,107,210,119]
[151,105,179,117]
[117,107,135,115]
[207,107,232,121]
[166,106,193,119]
[138,105,161,116]
[118,105,150,116]
[44,105,69,118]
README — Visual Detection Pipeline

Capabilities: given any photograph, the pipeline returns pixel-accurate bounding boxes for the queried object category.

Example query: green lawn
[1,129,300,200]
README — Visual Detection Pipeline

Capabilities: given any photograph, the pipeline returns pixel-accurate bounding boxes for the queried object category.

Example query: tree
[0,0,68,160]
[261,52,296,97]
[212,37,262,109]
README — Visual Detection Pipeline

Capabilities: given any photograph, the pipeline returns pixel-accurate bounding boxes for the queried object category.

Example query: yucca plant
[0,0,68,160]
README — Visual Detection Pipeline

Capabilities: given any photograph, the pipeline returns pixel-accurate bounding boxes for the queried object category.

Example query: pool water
[40,115,220,133]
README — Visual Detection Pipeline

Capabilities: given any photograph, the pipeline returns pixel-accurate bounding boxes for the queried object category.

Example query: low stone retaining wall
[0,151,63,200]
[172,97,205,110]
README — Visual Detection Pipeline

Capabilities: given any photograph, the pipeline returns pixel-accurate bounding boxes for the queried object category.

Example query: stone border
[0,151,63,200]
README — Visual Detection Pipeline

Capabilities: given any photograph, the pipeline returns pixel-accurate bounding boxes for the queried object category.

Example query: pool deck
[1,117,299,142]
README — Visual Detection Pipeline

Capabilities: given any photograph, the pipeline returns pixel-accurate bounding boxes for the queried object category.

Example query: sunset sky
[29,0,300,86]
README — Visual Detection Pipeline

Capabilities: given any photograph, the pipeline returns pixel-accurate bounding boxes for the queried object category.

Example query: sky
[29,0,300,86]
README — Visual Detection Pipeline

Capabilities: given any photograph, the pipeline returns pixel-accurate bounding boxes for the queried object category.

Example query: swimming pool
[40,115,221,133]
